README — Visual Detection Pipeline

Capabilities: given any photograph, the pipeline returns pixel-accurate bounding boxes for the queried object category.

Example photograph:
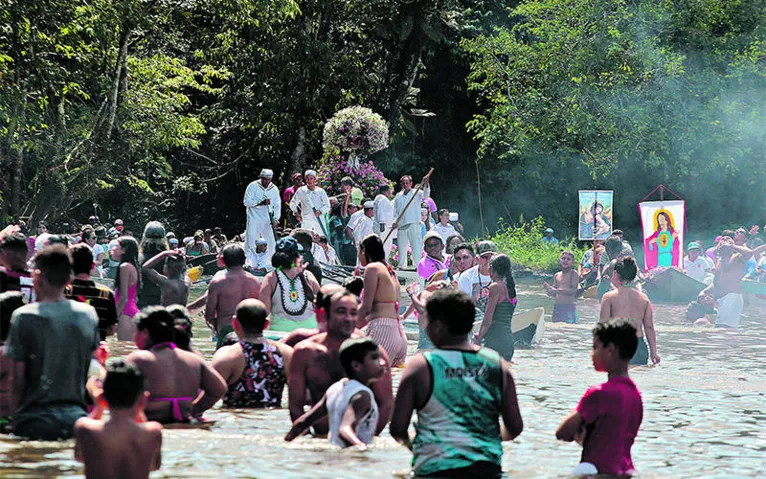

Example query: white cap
[449,212,459,222]
[260,169,274,178]
[363,201,375,209]
[256,237,268,246]
[305,169,317,178]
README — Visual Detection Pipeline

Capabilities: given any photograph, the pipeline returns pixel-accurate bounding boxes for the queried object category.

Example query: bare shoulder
[142,421,163,435]
[213,342,241,360]
[127,349,154,364]
[403,352,428,373]
[74,417,101,433]
[488,282,503,294]
[273,340,293,356]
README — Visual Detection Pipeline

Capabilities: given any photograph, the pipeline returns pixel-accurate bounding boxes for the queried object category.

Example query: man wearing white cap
[289,169,330,236]
[243,168,281,266]
[393,174,431,270]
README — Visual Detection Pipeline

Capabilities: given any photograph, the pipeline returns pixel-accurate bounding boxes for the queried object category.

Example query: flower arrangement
[388,243,413,269]
[322,106,389,157]
[317,152,392,200]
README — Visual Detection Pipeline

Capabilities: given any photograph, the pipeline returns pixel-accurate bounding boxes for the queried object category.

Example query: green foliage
[488,216,589,273]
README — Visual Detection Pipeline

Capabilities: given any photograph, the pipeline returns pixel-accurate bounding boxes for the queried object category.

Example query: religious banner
[639,200,685,271]
[578,190,614,240]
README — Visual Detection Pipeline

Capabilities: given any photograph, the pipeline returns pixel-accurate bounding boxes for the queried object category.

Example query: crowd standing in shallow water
[1,170,764,478]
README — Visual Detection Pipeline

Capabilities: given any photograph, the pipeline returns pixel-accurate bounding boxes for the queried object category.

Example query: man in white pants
[243,168,281,266]
[374,184,395,258]
[289,169,330,236]
[393,174,430,270]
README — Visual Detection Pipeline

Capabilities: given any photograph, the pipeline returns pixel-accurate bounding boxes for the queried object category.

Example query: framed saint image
[639,200,685,271]
[578,190,614,240]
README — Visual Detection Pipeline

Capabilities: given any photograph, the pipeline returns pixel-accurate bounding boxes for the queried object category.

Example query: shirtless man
[141,249,190,306]
[288,289,393,436]
[699,234,758,328]
[544,251,580,323]
[205,244,261,339]
[600,257,660,365]
[75,360,162,479]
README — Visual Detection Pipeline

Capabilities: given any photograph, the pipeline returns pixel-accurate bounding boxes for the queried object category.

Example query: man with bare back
[205,244,261,343]
[288,289,393,436]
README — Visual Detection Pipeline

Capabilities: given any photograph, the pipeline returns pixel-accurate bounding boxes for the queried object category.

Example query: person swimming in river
[556,320,643,477]
[544,250,580,324]
[599,257,660,366]
[645,210,680,269]
[285,337,386,447]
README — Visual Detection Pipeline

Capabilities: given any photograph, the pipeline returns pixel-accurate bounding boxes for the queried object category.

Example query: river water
[2,278,765,478]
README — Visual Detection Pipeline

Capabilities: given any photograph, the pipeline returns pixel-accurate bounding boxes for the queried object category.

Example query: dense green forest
[1,0,764,240]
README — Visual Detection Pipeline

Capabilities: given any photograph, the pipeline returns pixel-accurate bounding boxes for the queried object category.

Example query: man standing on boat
[244,169,281,266]
[290,170,331,236]
[393,175,431,270]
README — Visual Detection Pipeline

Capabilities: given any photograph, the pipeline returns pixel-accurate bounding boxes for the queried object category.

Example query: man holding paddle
[392,173,431,270]
[289,169,331,237]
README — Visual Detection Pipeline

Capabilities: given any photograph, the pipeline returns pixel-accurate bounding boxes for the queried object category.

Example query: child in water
[141,249,190,306]
[556,320,643,476]
[75,360,163,479]
[544,251,580,323]
[285,338,386,447]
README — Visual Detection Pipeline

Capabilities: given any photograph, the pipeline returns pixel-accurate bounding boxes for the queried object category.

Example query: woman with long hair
[358,234,407,367]
[138,221,168,308]
[113,236,141,341]
[473,254,517,360]
[259,237,320,332]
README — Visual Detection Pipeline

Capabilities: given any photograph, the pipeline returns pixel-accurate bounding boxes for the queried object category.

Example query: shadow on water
[1,278,765,477]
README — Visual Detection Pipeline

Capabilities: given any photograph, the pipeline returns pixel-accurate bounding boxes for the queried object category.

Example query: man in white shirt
[456,240,496,319]
[352,201,375,252]
[312,235,340,266]
[393,174,431,270]
[432,208,458,244]
[373,184,395,257]
[243,168,281,266]
[289,169,330,236]
[684,242,714,284]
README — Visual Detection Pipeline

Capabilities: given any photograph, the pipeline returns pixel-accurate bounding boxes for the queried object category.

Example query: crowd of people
[0,170,760,478]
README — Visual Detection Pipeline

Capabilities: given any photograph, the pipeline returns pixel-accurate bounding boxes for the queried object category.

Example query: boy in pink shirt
[556,320,643,476]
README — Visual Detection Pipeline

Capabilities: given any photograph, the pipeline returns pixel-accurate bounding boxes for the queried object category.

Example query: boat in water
[642,267,706,303]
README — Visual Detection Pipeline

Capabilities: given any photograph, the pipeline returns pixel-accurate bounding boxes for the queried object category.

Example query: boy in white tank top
[285,338,386,447]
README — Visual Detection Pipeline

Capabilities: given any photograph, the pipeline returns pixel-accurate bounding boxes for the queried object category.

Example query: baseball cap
[423,231,443,245]
[687,242,702,251]
[476,240,497,257]
[545,228,554,233]
[276,236,304,256]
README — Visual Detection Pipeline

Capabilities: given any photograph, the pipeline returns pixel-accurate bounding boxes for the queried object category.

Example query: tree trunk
[288,125,307,175]
[11,92,27,217]
[106,30,130,143]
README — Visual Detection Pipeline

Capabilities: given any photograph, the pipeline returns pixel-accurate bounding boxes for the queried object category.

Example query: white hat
[363,201,375,209]
[260,169,274,178]
[305,169,317,178]
[256,237,268,246]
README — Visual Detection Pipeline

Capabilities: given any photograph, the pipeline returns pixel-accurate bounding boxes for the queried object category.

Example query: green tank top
[412,348,504,476]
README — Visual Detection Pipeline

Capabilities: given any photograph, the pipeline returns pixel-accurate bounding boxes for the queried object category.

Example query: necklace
[276,269,308,315]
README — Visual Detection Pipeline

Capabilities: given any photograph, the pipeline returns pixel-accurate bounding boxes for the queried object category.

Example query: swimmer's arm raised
[285,395,328,441]
[500,359,523,441]
[141,251,174,286]
[556,410,584,442]
[339,392,372,447]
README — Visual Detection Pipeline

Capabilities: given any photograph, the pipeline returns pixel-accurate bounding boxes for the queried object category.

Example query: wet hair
[614,257,638,282]
[134,306,175,344]
[0,232,28,255]
[34,245,73,288]
[70,243,95,276]
[490,254,517,301]
[102,359,146,409]
[604,235,624,258]
[166,305,194,351]
[165,253,186,278]
[361,234,387,264]
[593,320,638,360]
[221,244,246,267]
[339,338,379,378]
[452,242,474,257]
[290,229,314,253]
[342,277,364,297]
[0,291,25,342]
[235,300,268,334]
[115,236,141,292]
[425,289,475,335]
[140,221,168,256]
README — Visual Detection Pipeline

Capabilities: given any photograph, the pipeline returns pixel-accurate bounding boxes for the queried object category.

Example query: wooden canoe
[642,268,706,303]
